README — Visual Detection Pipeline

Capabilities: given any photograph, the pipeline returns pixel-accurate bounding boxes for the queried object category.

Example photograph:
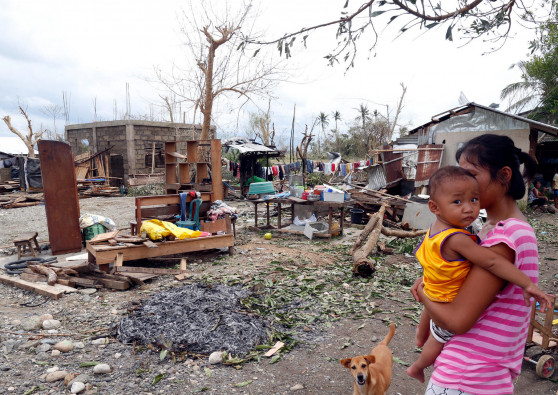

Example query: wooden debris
[116,266,184,275]
[0,274,66,299]
[89,230,120,244]
[28,264,57,286]
[0,193,43,209]
[381,227,427,238]
[264,341,285,357]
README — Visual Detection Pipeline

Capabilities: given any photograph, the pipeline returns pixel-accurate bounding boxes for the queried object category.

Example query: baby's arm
[445,234,551,311]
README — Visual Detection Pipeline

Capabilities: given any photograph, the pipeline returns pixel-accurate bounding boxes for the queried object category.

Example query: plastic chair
[177,197,202,231]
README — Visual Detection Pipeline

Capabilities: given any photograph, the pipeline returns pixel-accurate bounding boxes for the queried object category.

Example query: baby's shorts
[430,320,454,343]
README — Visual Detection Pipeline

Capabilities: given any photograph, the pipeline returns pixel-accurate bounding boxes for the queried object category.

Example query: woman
[413,134,541,395]
[528,180,548,211]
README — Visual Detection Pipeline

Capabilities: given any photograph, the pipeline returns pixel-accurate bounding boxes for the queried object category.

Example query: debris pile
[0,192,43,209]
[117,283,271,356]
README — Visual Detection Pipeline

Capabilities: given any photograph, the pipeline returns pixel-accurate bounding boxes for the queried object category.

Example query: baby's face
[433,177,480,229]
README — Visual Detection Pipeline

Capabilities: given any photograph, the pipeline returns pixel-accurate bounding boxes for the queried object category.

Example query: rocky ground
[0,196,557,394]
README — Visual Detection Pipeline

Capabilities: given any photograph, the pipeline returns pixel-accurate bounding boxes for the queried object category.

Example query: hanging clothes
[279,165,284,180]
[340,164,347,177]
[306,159,314,173]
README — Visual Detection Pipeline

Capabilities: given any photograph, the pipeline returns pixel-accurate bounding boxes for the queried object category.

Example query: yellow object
[140,219,202,241]
[415,228,478,302]
[331,221,340,236]
[553,319,558,325]
[264,233,272,240]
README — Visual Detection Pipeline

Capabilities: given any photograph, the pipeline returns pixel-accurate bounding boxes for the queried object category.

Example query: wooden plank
[115,252,124,268]
[180,258,187,271]
[201,216,231,234]
[89,230,120,244]
[115,266,183,275]
[264,341,285,357]
[167,151,187,159]
[143,240,158,248]
[82,275,130,290]
[87,234,234,265]
[0,274,64,299]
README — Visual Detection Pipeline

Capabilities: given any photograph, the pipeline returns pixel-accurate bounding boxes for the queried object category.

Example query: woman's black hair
[455,134,537,200]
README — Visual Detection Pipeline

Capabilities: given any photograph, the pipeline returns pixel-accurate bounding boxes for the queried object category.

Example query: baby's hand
[523,284,552,311]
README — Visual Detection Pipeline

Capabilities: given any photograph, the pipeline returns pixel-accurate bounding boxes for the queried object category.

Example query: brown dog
[340,323,396,395]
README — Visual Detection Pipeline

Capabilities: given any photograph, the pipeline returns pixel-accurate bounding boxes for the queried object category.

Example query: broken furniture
[164,139,223,200]
[38,140,83,255]
[87,230,234,272]
[13,232,41,259]
[177,194,202,230]
[525,294,558,378]
[248,196,348,238]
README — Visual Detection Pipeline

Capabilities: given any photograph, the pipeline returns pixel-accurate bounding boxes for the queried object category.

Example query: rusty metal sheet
[381,145,403,187]
[38,140,82,255]
[364,164,387,190]
[415,144,444,187]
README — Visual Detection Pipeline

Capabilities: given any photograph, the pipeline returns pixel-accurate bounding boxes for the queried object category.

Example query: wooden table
[248,197,349,238]
[87,233,234,270]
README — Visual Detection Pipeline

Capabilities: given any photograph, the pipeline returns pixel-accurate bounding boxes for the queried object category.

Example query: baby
[407,166,550,383]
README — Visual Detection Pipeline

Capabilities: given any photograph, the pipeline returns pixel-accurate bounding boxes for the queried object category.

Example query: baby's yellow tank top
[415,227,479,302]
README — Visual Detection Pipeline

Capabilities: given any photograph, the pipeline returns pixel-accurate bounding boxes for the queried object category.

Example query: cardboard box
[322,191,345,202]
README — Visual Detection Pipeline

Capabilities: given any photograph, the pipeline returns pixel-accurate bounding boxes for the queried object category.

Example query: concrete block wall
[65,120,214,183]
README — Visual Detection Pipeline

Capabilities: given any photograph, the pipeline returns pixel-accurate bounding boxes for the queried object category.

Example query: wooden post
[151,142,155,174]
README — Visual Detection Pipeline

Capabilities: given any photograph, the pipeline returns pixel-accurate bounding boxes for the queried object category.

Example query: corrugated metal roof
[0,136,35,155]
[408,102,558,137]
[415,144,444,186]
[223,138,281,154]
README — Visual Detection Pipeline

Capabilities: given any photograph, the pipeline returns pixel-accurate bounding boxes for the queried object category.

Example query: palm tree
[355,103,371,132]
[316,112,329,155]
[331,110,342,132]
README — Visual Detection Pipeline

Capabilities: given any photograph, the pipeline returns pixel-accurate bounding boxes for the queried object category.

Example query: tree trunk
[349,204,386,255]
[352,215,383,276]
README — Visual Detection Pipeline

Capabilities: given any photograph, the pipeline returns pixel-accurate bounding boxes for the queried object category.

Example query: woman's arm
[419,243,512,334]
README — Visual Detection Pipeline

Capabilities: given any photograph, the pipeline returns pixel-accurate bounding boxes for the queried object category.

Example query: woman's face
[458,156,504,210]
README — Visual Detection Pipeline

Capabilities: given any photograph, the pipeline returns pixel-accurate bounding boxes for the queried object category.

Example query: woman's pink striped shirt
[430,218,539,395]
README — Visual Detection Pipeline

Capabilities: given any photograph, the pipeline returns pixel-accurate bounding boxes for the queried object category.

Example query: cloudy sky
[0,0,538,147]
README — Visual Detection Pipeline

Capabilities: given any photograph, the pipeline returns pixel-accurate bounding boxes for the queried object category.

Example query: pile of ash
[117,283,271,356]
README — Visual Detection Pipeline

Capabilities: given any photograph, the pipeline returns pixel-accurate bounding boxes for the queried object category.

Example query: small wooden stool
[13,232,41,260]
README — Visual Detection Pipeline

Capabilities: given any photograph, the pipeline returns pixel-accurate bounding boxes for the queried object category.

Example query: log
[29,264,58,286]
[349,204,387,255]
[381,228,427,238]
[352,212,384,276]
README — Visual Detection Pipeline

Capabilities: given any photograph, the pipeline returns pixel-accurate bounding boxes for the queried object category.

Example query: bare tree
[249,99,275,146]
[41,104,63,138]
[155,1,284,140]
[2,106,45,158]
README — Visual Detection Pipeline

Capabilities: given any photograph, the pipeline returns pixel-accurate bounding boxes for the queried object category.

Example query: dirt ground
[0,196,558,394]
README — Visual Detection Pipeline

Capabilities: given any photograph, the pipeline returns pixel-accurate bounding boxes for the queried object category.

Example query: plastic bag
[79,213,117,231]
[293,214,317,226]
[140,219,202,241]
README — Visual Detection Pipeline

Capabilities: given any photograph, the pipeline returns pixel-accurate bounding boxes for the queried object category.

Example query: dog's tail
[379,323,396,346]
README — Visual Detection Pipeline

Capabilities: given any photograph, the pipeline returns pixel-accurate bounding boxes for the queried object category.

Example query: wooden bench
[134,193,236,237]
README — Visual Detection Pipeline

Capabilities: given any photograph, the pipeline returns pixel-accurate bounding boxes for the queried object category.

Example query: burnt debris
[117,283,271,356]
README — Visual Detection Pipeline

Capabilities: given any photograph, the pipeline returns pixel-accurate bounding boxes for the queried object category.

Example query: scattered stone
[42,319,61,330]
[7,387,14,391]
[0,366,10,371]
[22,339,41,349]
[54,340,74,353]
[79,288,97,295]
[64,372,79,385]
[2,339,23,353]
[111,309,118,315]
[39,313,53,323]
[71,382,86,394]
[93,364,112,374]
[290,384,304,391]
[37,343,51,353]
[46,370,68,382]
[114,352,122,359]
[82,295,91,302]
[68,374,90,387]
[46,366,59,373]
[41,338,58,345]
[74,342,85,349]
[47,329,59,334]
[51,349,61,357]
[10,319,21,326]
[208,351,224,365]
[91,338,107,345]
[21,316,42,331]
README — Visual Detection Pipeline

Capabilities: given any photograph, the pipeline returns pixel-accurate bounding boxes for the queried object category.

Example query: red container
[302,192,309,200]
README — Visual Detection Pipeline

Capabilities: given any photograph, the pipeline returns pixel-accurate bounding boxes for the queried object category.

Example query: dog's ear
[364,355,375,364]
[340,358,352,368]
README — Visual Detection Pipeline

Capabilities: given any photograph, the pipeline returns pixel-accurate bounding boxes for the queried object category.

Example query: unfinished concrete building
[65,120,215,185]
